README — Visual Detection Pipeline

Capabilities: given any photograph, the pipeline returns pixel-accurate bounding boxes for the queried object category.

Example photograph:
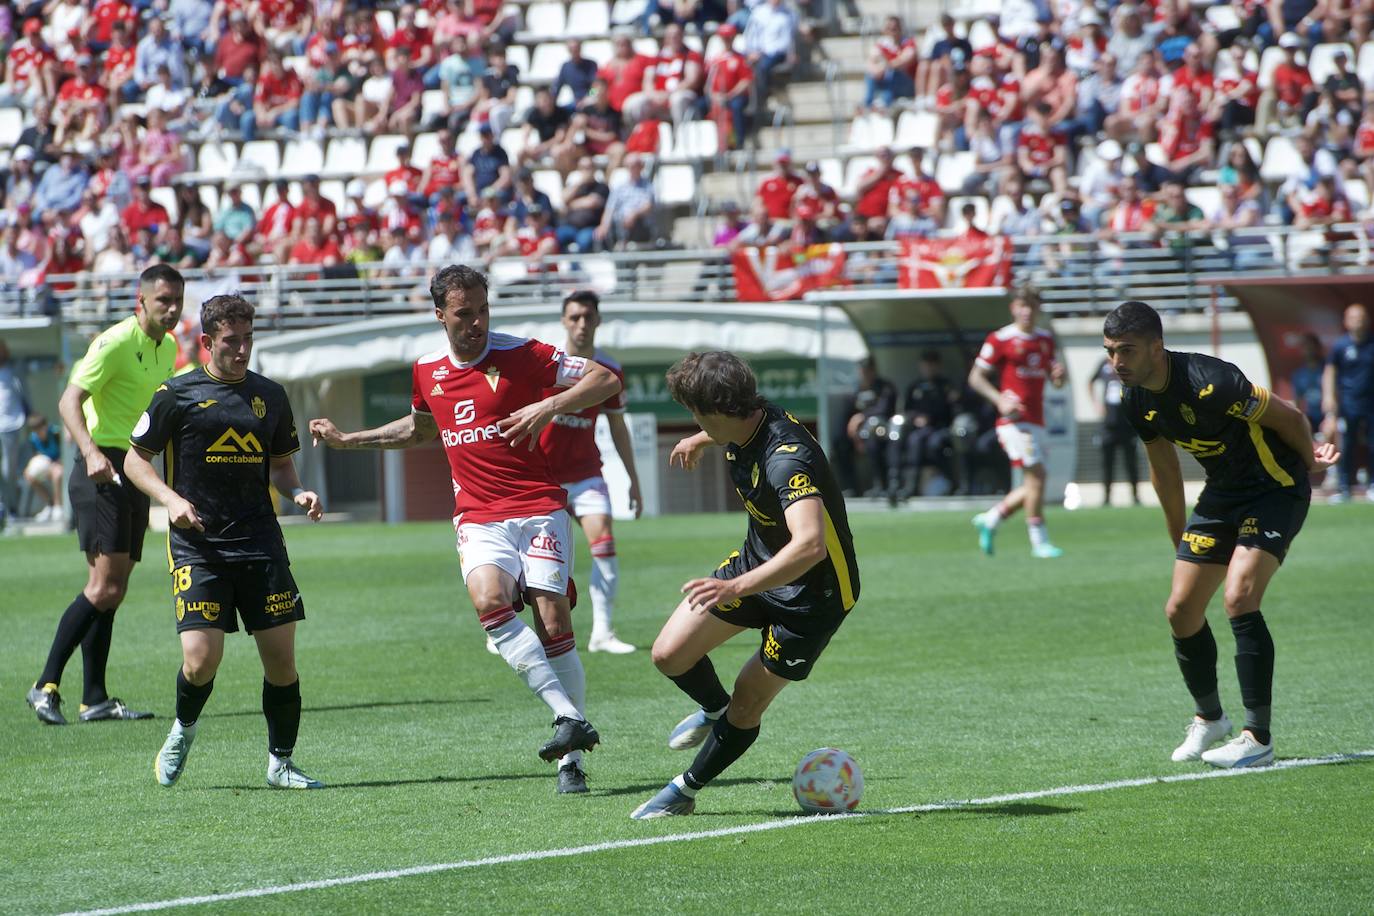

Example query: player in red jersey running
[308,265,622,794]
[968,289,1068,558]
[539,290,643,654]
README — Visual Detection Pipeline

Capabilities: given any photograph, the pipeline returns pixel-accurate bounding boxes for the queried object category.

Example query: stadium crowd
[4,0,1374,301]
[0,0,814,300]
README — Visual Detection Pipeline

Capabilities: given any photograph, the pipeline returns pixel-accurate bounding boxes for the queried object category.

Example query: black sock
[175,668,214,726]
[667,656,731,714]
[263,679,302,759]
[1231,611,1274,745]
[683,712,760,791]
[80,609,117,706]
[37,593,102,688]
[1172,621,1223,720]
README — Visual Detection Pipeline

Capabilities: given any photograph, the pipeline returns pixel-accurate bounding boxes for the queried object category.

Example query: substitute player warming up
[125,295,326,789]
[540,290,643,654]
[968,289,1067,558]
[26,265,185,725]
[632,352,859,819]
[310,266,621,794]
[1103,302,1338,768]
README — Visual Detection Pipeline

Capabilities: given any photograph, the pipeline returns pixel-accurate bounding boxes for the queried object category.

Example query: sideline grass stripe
[66,750,1374,916]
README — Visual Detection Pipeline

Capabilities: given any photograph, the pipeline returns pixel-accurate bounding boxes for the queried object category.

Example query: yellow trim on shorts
[822,507,856,611]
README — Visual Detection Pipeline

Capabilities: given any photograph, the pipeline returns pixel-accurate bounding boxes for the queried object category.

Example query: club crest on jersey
[485,367,500,392]
[432,365,450,380]
[1179,404,1196,425]
[252,396,267,419]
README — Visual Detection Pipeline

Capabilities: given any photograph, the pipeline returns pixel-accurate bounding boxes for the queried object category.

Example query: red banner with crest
[897,235,1012,289]
[732,244,849,301]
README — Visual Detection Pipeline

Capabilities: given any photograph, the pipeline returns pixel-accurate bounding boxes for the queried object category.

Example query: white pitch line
[64,750,1374,916]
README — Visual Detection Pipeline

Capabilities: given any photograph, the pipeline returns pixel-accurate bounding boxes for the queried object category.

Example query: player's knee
[89,581,127,609]
[650,639,689,676]
[1223,579,1260,616]
[1163,595,1195,627]
[182,656,219,684]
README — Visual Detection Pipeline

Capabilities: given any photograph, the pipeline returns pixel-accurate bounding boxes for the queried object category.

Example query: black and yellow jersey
[130,367,300,566]
[724,403,860,611]
[1122,351,1307,496]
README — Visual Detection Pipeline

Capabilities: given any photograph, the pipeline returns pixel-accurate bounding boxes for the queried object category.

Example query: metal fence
[8,221,1370,335]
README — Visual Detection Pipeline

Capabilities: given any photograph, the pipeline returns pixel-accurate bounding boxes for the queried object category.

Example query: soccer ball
[792,747,863,814]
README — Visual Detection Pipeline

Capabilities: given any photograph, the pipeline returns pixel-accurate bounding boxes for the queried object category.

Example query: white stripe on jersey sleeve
[487,332,529,351]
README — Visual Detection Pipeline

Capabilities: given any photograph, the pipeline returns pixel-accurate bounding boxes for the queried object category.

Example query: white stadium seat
[671,120,718,160]
[149,186,179,222]
[842,155,877,198]
[1185,185,1221,218]
[946,195,990,231]
[582,39,614,66]
[529,43,571,83]
[0,108,24,147]
[421,89,447,125]
[365,134,410,174]
[236,182,262,211]
[819,157,844,193]
[1257,45,1300,90]
[611,0,648,27]
[1205,4,1241,31]
[411,131,442,169]
[845,112,895,153]
[319,180,346,210]
[1344,177,1370,211]
[501,127,530,163]
[524,2,567,40]
[1259,136,1305,182]
[654,163,696,205]
[197,142,238,180]
[935,151,975,193]
[198,185,219,214]
[281,139,325,178]
[506,44,531,76]
[567,0,610,37]
[323,137,367,177]
[364,178,388,208]
[1359,42,1374,86]
[238,140,281,175]
[893,111,938,151]
[1307,43,1356,85]
[374,9,395,37]
[532,169,564,209]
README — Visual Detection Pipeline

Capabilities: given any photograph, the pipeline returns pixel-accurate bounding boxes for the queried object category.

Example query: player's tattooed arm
[308,412,440,449]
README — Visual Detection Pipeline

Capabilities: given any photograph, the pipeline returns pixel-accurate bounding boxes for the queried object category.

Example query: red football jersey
[539,349,627,483]
[1017,123,1065,168]
[756,173,803,220]
[423,154,463,196]
[975,324,1057,427]
[411,334,589,524]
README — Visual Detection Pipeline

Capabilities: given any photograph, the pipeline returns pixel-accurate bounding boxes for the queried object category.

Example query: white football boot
[155,726,195,786]
[1201,732,1274,769]
[1171,714,1233,761]
[267,756,325,788]
[587,631,636,654]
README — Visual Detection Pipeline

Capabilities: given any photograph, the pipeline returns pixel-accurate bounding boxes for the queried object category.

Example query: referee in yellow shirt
[27,265,185,725]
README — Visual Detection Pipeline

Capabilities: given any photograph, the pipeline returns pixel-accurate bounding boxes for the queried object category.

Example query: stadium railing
[16,221,1372,333]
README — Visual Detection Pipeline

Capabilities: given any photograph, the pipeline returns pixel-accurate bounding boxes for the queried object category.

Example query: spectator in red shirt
[256,0,313,57]
[255,179,297,261]
[1158,88,1216,184]
[292,176,338,241]
[289,217,343,273]
[755,149,804,220]
[386,46,425,132]
[121,177,171,236]
[598,34,652,114]
[101,21,139,102]
[251,52,302,139]
[91,0,139,46]
[863,15,916,111]
[854,145,901,231]
[1259,32,1317,132]
[54,55,108,141]
[215,10,266,84]
[420,129,464,201]
[624,23,703,126]
[888,149,946,225]
[1016,101,1069,194]
[1295,174,1352,229]
[792,160,841,226]
[1170,44,1214,113]
[1,19,59,107]
[1210,44,1259,133]
[385,142,424,196]
[387,4,435,71]
[706,24,753,150]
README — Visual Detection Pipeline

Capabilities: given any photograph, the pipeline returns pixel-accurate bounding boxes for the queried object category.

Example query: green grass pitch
[4,504,1372,914]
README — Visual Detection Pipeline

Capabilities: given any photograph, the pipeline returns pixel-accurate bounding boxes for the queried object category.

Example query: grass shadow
[210,697,491,719]
[202,772,551,791]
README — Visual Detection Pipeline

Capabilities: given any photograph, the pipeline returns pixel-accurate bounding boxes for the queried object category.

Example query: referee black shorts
[69,446,150,562]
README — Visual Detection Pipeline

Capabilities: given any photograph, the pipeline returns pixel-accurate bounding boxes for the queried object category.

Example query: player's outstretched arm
[1256,393,1341,472]
[269,455,324,522]
[680,497,827,611]
[500,360,622,450]
[308,412,439,450]
[123,447,205,532]
[669,430,716,471]
[1143,437,1186,547]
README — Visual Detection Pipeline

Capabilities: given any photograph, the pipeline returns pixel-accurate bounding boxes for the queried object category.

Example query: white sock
[589,539,618,637]
[982,504,1007,529]
[672,773,698,798]
[548,645,587,768]
[1028,517,1048,549]
[269,752,290,769]
[171,719,196,737]
[487,615,580,721]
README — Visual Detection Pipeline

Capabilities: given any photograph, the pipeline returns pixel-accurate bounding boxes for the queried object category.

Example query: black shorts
[1177,484,1311,566]
[171,559,305,634]
[69,446,150,561]
[708,551,848,682]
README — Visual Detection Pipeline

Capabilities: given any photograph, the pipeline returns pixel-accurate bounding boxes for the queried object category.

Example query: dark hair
[1011,284,1041,308]
[1104,300,1163,340]
[665,351,767,419]
[139,263,184,292]
[920,349,941,363]
[201,294,255,336]
[430,264,489,310]
[562,289,599,314]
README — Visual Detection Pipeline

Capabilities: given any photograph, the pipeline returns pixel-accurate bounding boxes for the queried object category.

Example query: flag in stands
[733,244,849,301]
[897,237,1012,290]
